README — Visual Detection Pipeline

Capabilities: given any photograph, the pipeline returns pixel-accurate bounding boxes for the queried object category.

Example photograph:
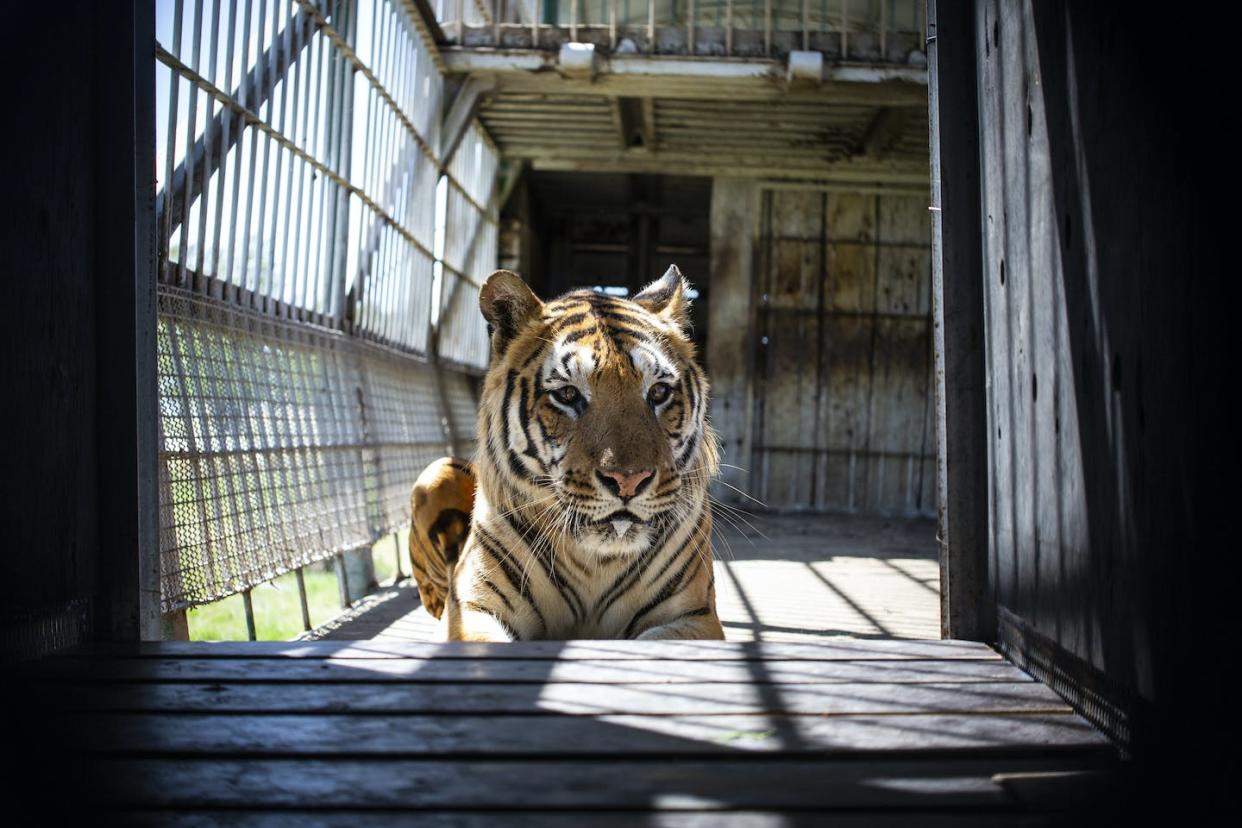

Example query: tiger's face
[478,266,715,559]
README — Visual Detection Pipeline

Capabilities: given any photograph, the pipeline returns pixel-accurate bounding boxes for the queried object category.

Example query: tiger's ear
[480,270,542,355]
[634,264,691,330]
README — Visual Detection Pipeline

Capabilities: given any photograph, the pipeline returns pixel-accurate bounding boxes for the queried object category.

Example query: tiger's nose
[597,467,655,499]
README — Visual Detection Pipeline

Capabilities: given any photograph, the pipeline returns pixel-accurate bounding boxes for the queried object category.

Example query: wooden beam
[443,49,928,105]
[439,76,496,169]
[927,0,990,641]
[523,152,930,184]
[95,0,161,641]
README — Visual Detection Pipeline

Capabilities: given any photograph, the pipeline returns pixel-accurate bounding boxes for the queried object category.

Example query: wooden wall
[963,0,1228,789]
[1,2,158,659]
[709,183,936,517]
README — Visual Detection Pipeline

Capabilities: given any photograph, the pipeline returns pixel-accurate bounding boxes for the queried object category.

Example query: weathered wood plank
[46,680,1069,716]
[27,657,1028,685]
[61,639,1002,661]
[86,757,1107,810]
[115,812,1064,827]
[68,712,1109,756]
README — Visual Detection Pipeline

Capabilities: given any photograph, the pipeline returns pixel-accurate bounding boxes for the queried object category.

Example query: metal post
[840,0,848,58]
[647,0,654,52]
[295,566,312,631]
[687,0,694,54]
[494,0,500,45]
[725,0,732,56]
[335,552,351,608]
[393,531,404,582]
[609,0,617,50]
[880,0,888,60]
[242,588,257,640]
[764,0,770,56]
[801,0,808,51]
[571,0,578,40]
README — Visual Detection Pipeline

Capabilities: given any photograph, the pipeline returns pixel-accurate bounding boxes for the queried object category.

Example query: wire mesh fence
[156,290,460,612]
[154,0,494,614]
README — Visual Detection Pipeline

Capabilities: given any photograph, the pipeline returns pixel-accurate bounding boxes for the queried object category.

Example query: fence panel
[154,0,492,613]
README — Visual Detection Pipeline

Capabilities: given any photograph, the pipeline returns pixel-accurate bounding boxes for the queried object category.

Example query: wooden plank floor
[314,514,942,642]
[13,638,1119,824]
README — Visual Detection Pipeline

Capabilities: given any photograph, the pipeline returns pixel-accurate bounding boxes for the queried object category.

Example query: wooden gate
[751,185,935,516]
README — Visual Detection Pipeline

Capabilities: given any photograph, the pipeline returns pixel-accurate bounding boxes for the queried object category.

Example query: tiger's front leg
[635,609,726,641]
[440,598,516,642]
[439,537,525,642]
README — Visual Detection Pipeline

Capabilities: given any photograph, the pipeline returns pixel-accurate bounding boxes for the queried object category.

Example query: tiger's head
[476,265,718,559]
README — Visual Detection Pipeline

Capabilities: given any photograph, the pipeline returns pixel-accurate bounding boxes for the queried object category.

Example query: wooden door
[751,187,935,516]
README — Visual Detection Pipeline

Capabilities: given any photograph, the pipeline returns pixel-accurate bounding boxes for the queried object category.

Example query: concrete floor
[308,514,940,642]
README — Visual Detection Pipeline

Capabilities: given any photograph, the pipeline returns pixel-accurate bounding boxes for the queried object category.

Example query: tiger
[407,457,475,619]
[418,264,723,641]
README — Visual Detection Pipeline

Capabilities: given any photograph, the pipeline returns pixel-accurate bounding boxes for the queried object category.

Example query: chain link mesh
[156,289,456,612]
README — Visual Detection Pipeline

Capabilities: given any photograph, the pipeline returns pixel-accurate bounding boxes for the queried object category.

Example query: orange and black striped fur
[433,265,723,641]
[408,458,474,619]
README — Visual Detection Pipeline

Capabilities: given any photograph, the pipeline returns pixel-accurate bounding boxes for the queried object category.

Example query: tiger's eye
[647,382,673,406]
[551,386,581,405]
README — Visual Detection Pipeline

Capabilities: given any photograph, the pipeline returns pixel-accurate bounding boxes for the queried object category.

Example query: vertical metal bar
[880,0,888,60]
[250,0,277,308]
[296,566,312,631]
[242,588,257,640]
[249,0,272,304]
[393,531,404,581]
[570,0,577,40]
[223,0,253,301]
[456,0,464,42]
[294,19,322,315]
[494,0,501,45]
[209,0,239,301]
[725,0,732,56]
[609,0,616,50]
[532,0,539,46]
[764,0,770,56]
[647,0,654,52]
[687,0,694,54]
[311,25,337,320]
[301,26,327,313]
[264,0,287,312]
[841,0,848,58]
[278,8,306,311]
[331,0,358,325]
[194,0,221,291]
[236,0,265,303]
[335,552,351,607]
[801,0,808,51]
[176,0,206,288]
[159,0,185,282]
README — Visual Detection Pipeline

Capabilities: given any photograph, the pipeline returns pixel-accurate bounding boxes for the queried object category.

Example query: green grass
[187,529,413,641]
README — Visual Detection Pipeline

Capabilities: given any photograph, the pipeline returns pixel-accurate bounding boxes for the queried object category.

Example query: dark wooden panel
[69,712,1107,757]
[116,812,1065,827]
[959,0,1231,803]
[26,656,1028,685]
[65,638,1001,661]
[86,757,1109,810]
[47,680,1068,715]
[0,0,158,653]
